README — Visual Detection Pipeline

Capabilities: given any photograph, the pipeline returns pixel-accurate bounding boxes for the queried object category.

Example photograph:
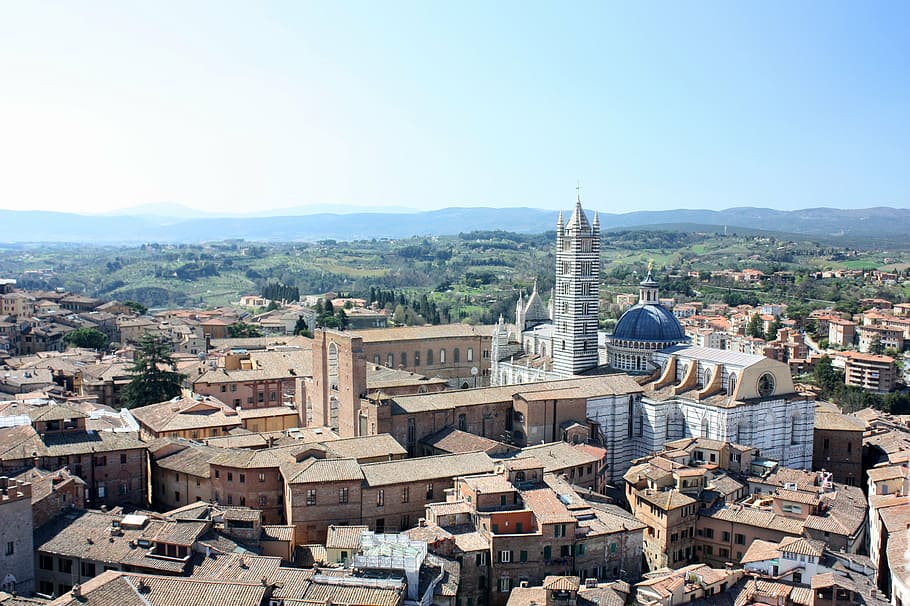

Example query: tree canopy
[123,334,185,408]
[63,327,109,350]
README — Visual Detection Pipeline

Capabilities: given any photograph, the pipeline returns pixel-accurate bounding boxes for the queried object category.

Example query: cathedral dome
[612,302,686,343]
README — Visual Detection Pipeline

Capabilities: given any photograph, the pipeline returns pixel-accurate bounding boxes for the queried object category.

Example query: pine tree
[123,334,185,408]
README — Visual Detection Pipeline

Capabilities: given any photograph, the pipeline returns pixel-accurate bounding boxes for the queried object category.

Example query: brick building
[0,476,34,595]
[813,403,865,486]
[0,403,146,508]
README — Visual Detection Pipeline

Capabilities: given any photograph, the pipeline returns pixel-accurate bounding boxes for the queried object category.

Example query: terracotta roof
[361,452,493,486]
[519,441,603,472]
[131,395,241,433]
[421,426,508,454]
[282,457,364,484]
[323,434,408,461]
[326,525,368,550]
[36,510,207,574]
[388,375,642,414]
[543,576,581,591]
[261,525,295,542]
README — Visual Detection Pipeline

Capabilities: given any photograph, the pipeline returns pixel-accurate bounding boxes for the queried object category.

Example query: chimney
[72,584,81,598]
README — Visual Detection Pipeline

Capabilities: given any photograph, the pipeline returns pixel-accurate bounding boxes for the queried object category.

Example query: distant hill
[1,205,909,245]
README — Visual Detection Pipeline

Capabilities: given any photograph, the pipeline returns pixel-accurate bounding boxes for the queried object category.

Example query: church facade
[491,195,815,479]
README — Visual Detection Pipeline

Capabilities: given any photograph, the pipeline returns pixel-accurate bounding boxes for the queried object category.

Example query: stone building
[553,199,601,376]
[0,476,34,595]
[812,402,865,486]
[408,459,644,606]
[0,403,146,508]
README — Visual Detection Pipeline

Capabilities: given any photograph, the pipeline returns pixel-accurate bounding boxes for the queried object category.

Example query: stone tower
[553,196,600,376]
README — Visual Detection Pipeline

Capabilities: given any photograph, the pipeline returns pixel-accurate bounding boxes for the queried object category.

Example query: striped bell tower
[553,193,600,376]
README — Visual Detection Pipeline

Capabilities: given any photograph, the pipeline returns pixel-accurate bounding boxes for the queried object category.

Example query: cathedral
[491,196,685,384]
[491,195,814,475]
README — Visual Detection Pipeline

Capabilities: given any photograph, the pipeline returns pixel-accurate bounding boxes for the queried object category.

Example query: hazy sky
[1,1,907,216]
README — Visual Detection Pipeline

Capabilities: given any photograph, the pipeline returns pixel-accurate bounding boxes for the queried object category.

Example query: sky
[0,1,907,216]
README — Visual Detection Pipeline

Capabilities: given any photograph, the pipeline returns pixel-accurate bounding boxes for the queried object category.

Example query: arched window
[790,413,800,445]
[327,342,339,390]
[387,353,394,367]
[440,349,446,363]
[727,373,737,396]
[426,349,434,365]
[703,368,712,387]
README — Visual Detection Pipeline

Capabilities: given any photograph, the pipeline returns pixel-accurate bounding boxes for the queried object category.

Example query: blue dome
[611,303,686,343]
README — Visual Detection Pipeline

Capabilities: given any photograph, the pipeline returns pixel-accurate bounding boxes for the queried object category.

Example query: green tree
[123,300,148,315]
[868,336,885,355]
[123,334,185,408]
[293,316,311,337]
[63,327,109,350]
[746,313,765,339]
[813,355,843,392]
[766,318,782,342]
[227,322,263,338]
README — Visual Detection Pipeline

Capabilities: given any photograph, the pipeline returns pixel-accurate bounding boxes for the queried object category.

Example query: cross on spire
[576,180,582,202]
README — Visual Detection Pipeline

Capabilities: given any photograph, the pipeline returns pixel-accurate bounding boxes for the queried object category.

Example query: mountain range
[0,206,908,245]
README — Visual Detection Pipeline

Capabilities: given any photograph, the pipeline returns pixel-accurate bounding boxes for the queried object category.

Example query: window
[554,524,566,537]
[120,453,127,464]
[94,455,107,467]
[401,486,409,503]
[373,354,380,365]
[81,562,95,577]
[577,543,586,555]
[259,495,267,506]
[239,473,245,484]
[239,496,246,506]
[467,347,473,362]
[40,554,53,570]
[734,534,746,545]
[231,384,237,392]
[499,578,511,593]
[560,545,570,557]
[543,546,552,560]
[458,413,467,431]
[227,472,233,482]
[823,438,830,449]
[387,353,394,367]
[306,489,316,506]
[476,553,486,566]
[719,547,730,558]
[721,531,730,542]
[339,487,349,503]
[97,485,106,498]
[221,385,227,392]
[5,541,13,556]
[427,349,433,365]
[400,515,410,530]
[453,348,460,363]
[174,491,181,502]
[227,494,233,505]
[401,352,407,367]
[440,349,446,363]
[377,489,385,507]
[259,472,266,482]
[215,470,220,479]
[414,351,420,366]
[500,550,511,563]
[519,550,527,562]
[426,483,434,499]
[59,558,73,573]
[703,528,714,539]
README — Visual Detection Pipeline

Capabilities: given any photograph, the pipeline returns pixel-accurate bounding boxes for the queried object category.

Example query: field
[1,228,908,323]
